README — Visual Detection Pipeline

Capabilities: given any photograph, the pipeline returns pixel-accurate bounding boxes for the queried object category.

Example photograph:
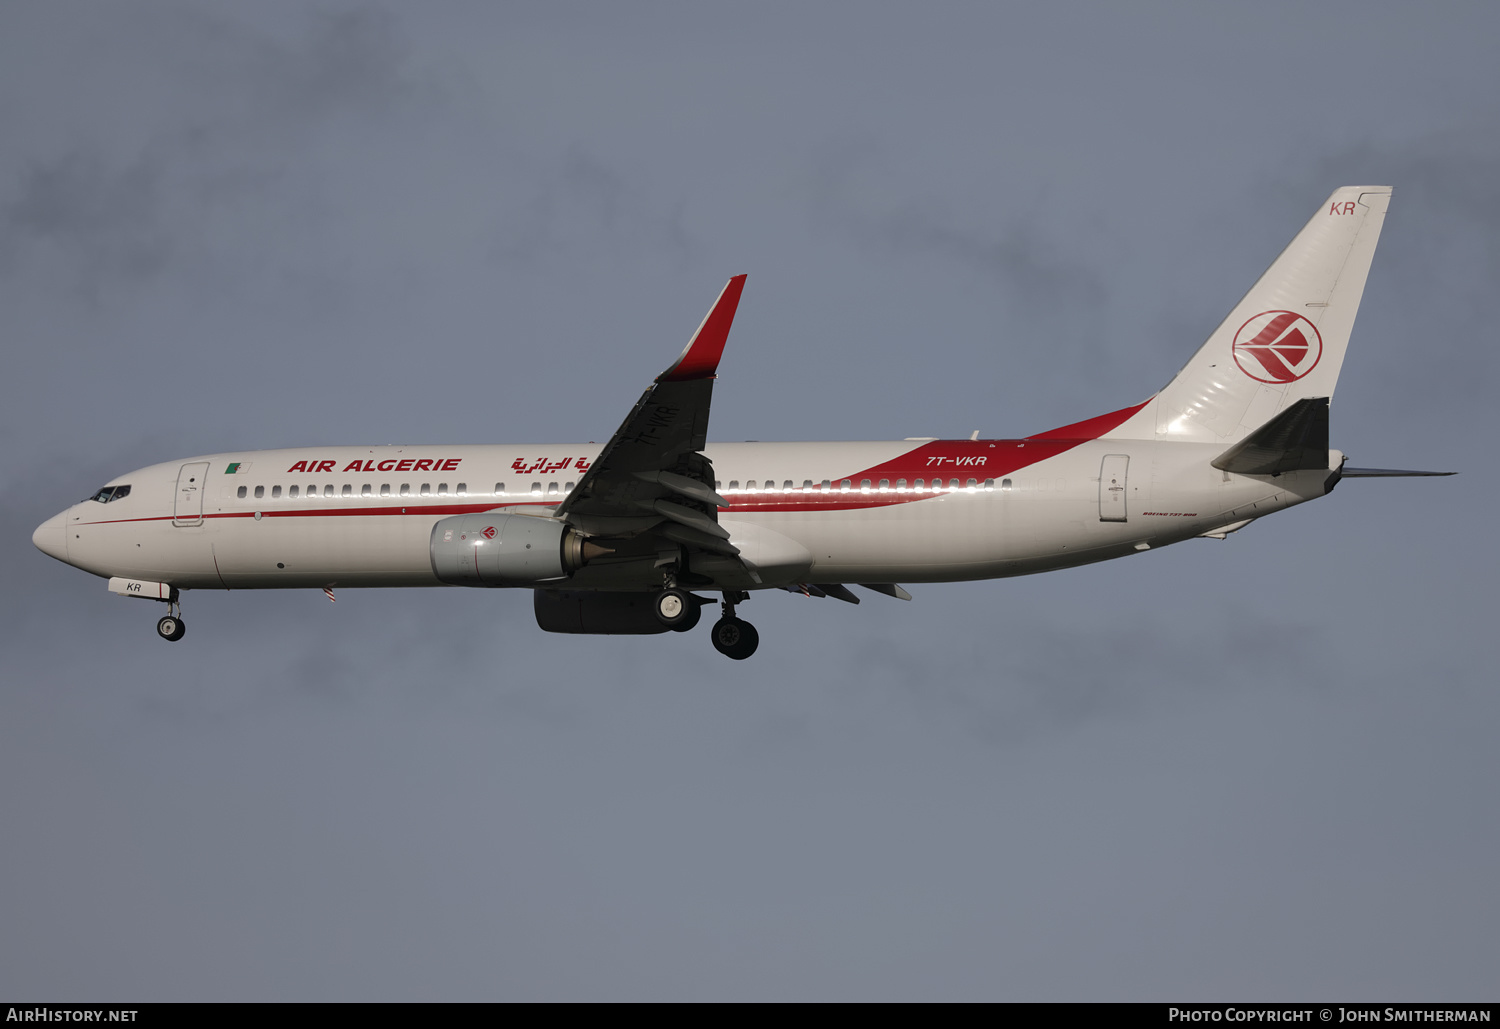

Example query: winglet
[657,274,747,382]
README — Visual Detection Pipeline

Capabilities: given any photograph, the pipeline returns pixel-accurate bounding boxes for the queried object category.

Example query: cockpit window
[88,485,131,503]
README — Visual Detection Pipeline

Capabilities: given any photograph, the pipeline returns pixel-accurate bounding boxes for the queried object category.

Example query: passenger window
[545,482,557,496]
[783,480,793,491]
[860,479,872,491]
[438,483,449,496]
[456,483,467,496]
[802,480,813,490]
[966,478,977,489]
[289,485,299,498]
[324,485,334,498]
[400,484,410,497]
[878,479,890,491]
[564,481,574,492]
[915,478,925,490]
[897,478,907,491]
[361,484,372,497]
[949,478,960,489]
[530,482,540,495]
[421,484,432,497]
[840,479,852,492]
[729,480,739,491]
[254,485,264,499]
[1001,478,1012,491]
[237,486,247,499]
[821,479,832,490]
[272,485,282,498]
[380,484,390,497]
[342,485,352,497]
[715,480,722,490]
[984,478,994,490]
[495,482,505,495]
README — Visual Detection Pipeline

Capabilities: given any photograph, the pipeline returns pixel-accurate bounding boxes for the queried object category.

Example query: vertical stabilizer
[1101,187,1391,445]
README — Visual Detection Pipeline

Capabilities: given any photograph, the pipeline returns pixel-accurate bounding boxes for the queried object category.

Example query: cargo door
[1099,454,1129,523]
[174,462,211,526]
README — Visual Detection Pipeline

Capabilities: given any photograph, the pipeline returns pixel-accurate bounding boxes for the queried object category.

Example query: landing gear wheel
[710,616,759,660]
[156,615,186,642]
[654,588,693,629]
[670,597,703,633]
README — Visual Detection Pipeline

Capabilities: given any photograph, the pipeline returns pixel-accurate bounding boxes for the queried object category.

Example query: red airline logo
[286,457,462,474]
[1231,311,1323,384]
[482,526,497,539]
[511,456,591,475]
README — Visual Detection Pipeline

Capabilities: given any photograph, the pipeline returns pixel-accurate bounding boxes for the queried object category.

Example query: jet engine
[533,590,672,635]
[429,513,594,586]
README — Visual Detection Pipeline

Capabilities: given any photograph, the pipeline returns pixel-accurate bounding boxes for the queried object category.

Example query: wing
[555,275,746,559]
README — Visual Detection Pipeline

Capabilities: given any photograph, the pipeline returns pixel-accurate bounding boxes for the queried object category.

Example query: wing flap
[551,276,763,584]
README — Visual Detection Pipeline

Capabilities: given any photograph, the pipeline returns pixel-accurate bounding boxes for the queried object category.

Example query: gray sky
[2,1,1496,1001]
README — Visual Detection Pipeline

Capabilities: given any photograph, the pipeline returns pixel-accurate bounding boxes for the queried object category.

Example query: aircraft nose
[32,510,68,563]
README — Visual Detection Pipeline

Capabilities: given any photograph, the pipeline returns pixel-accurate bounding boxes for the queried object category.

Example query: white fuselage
[34,437,1337,593]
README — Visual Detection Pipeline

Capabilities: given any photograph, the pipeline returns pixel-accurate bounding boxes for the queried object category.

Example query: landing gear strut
[710,591,758,660]
[155,590,185,642]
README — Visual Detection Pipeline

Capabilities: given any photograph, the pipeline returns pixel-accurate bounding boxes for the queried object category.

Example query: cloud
[489,146,697,268]
[807,139,1110,331]
[0,7,422,299]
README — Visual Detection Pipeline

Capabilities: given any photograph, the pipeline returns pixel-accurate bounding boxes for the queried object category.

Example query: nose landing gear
[154,590,185,642]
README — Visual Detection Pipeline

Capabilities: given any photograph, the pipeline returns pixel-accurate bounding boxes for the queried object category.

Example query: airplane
[32,185,1451,660]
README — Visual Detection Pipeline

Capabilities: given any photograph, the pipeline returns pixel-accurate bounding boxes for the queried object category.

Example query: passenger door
[173,462,210,526]
[1099,454,1129,523]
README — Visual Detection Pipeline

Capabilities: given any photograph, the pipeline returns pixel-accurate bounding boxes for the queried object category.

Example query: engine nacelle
[430,513,588,586]
[534,590,672,635]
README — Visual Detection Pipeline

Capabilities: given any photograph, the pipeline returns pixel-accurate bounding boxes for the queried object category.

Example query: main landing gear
[155,590,185,642]
[652,587,759,659]
[710,592,758,661]
[653,588,702,632]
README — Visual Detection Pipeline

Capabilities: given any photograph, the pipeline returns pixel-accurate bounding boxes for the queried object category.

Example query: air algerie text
[285,458,463,474]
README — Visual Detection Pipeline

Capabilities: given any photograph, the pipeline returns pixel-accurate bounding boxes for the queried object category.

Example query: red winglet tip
[658,274,747,382]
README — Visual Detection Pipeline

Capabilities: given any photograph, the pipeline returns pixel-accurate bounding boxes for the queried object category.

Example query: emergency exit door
[173,462,210,526]
[1099,454,1129,522]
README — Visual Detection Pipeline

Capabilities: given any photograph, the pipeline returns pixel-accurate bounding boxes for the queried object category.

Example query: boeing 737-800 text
[33,186,1449,659]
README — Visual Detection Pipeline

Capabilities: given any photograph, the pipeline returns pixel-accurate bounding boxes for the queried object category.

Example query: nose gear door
[173,462,210,526]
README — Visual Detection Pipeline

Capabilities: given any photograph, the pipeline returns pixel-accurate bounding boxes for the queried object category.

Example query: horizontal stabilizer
[1211,397,1329,475]
[1339,467,1456,477]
